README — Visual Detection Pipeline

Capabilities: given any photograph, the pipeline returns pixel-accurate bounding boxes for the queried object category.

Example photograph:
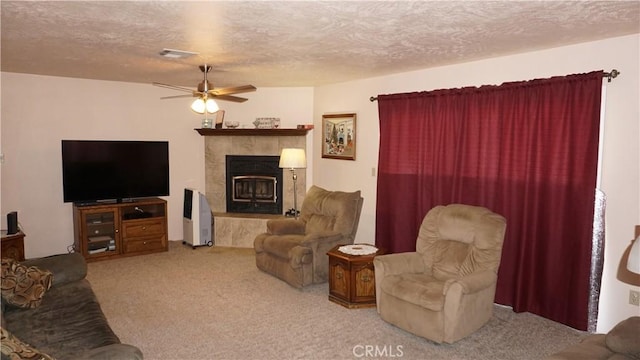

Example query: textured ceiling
[1,1,639,89]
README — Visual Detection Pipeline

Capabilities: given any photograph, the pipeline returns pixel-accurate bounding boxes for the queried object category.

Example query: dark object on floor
[284,208,300,217]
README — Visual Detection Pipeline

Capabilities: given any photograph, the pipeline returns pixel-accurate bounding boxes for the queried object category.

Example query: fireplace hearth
[225,155,283,214]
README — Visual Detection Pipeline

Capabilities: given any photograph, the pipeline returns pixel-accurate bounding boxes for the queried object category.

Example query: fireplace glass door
[232,176,277,203]
[226,155,283,214]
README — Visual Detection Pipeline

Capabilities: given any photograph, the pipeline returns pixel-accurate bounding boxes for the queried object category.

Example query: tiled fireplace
[203,132,306,247]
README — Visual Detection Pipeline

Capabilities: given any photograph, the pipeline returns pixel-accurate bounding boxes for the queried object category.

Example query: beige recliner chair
[374,204,506,344]
[254,185,363,288]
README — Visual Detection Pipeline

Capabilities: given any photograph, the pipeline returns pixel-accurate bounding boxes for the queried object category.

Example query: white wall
[313,34,640,332]
[0,74,313,257]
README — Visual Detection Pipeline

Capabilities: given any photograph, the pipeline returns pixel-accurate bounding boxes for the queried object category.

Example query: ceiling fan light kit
[190,97,219,114]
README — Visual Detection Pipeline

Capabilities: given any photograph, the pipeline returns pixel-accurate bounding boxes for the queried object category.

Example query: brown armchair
[254,185,363,288]
[373,204,506,343]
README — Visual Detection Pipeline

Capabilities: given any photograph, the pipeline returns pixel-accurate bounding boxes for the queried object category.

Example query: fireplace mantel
[196,128,310,136]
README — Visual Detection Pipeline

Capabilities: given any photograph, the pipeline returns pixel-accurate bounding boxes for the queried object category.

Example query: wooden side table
[327,244,385,308]
[1,230,25,261]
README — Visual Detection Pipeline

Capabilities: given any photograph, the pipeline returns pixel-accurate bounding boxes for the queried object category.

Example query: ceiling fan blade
[209,85,256,96]
[160,94,195,100]
[212,94,249,103]
[152,82,195,93]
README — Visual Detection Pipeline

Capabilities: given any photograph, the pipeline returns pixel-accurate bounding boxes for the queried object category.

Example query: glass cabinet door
[83,209,119,258]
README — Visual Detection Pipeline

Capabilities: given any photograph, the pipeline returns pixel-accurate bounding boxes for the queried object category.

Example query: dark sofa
[1,253,142,359]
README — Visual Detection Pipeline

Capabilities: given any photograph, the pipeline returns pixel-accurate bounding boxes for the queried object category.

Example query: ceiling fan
[152,64,256,113]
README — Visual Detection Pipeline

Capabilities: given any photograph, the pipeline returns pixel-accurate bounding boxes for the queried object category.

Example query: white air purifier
[182,188,213,248]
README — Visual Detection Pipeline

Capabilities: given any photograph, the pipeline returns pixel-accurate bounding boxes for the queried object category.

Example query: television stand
[72,198,168,262]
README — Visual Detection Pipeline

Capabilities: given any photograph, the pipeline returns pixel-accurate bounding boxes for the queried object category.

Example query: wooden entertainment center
[73,198,168,262]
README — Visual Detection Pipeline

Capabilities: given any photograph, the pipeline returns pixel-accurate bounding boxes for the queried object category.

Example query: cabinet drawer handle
[142,226,146,230]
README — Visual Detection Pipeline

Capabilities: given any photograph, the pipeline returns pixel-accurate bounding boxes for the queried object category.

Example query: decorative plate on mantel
[338,244,378,256]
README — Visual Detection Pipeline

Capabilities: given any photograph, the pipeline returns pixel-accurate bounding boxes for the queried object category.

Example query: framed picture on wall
[322,113,356,160]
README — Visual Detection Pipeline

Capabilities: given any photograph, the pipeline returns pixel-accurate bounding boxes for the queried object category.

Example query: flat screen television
[61,140,169,204]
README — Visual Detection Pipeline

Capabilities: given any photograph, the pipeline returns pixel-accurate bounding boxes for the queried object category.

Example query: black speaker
[7,211,18,235]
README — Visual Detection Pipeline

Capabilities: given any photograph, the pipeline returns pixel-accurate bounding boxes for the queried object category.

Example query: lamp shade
[205,98,219,113]
[627,236,640,274]
[191,98,206,114]
[279,148,306,169]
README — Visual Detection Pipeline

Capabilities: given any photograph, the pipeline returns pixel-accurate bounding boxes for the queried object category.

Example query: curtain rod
[604,69,620,82]
[369,69,620,102]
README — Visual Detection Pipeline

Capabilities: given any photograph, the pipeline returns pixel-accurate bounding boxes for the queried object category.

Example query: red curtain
[375,71,603,330]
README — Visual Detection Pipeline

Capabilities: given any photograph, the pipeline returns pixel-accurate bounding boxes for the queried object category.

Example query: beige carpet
[86,241,586,360]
